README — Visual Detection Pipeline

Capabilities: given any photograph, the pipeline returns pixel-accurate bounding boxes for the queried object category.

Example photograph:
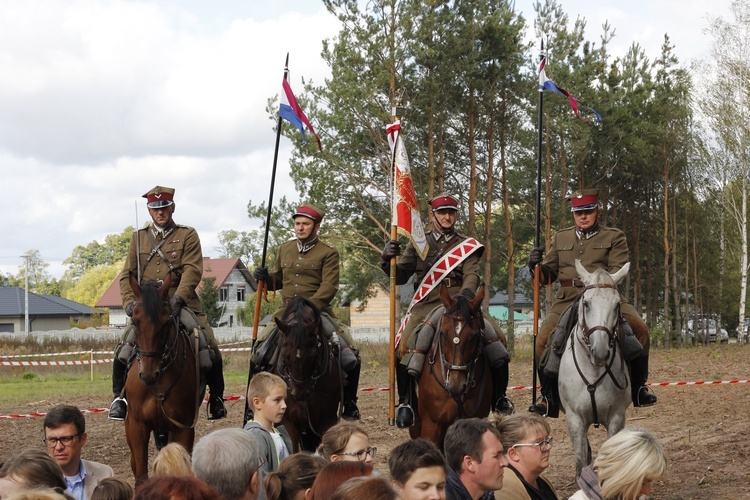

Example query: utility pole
[22,255,29,336]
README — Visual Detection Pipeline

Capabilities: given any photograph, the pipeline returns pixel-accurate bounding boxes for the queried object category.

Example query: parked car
[687,318,728,343]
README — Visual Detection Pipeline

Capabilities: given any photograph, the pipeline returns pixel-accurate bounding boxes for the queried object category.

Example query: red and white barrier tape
[1,379,746,420]
[0,359,114,367]
[1,351,110,359]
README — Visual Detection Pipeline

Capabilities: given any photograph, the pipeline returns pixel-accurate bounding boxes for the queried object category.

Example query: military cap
[429,194,459,211]
[293,203,325,223]
[568,189,600,212]
[143,186,175,209]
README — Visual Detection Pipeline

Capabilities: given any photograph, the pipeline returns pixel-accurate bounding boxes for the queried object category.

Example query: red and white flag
[386,121,428,260]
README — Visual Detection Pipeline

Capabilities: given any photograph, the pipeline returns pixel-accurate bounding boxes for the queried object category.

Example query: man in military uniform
[380,194,513,429]
[109,186,227,421]
[252,204,362,420]
[527,189,657,417]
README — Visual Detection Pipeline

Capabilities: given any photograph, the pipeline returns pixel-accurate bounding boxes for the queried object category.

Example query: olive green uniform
[535,225,649,358]
[382,231,485,357]
[258,238,353,345]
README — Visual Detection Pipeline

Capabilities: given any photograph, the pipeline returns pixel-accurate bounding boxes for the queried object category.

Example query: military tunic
[535,225,648,357]
[382,232,484,355]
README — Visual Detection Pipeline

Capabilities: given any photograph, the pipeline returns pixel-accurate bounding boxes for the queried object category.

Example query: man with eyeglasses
[527,189,657,418]
[43,404,114,500]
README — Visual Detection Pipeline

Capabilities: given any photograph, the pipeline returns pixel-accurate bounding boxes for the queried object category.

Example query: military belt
[559,279,584,288]
[443,278,462,288]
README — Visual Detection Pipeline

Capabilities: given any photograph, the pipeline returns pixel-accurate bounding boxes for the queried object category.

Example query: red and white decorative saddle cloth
[396,237,484,345]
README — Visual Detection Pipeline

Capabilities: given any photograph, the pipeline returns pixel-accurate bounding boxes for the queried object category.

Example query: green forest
[7,0,750,349]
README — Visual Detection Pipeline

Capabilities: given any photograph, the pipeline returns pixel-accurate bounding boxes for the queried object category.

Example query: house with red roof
[96,257,256,327]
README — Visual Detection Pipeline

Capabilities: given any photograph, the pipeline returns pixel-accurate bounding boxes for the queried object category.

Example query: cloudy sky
[0,0,732,280]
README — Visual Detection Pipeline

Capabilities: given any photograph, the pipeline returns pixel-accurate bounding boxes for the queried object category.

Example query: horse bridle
[430,309,484,397]
[277,316,331,399]
[573,283,628,427]
[133,304,181,380]
[578,284,620,349]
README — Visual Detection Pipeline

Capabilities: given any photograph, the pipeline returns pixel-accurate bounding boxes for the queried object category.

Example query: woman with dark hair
[134,476,221,500]
[265,453,327,500]
[308,461,373,500]
[0,449,67,498]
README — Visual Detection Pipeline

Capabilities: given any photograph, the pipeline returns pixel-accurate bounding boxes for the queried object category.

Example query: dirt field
[1,343,748,499]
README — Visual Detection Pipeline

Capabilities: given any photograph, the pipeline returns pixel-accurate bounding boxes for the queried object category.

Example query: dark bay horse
[411,284,491,449]
[273,297,342,452]
[559,260,631,477]
[124,274,205,484]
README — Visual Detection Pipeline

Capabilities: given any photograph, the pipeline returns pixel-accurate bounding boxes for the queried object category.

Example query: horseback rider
[527,189,657,418]
[109,185,227,421]
[251,203,362,420]
[380,194,513,429]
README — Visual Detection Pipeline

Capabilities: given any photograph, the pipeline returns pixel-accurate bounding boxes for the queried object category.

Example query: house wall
[0,318,22,333]
[108,309,128,328]
[217,269,252,327]
[30,317,76,331]
[349,287,391,327]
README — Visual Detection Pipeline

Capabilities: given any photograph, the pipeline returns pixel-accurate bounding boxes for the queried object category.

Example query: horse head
[437,284,486,397]
[129,273,173,385]
[275,297,323,400]
[575,260,630,366]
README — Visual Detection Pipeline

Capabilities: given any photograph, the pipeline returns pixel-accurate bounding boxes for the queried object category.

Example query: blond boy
[242,372,293,474]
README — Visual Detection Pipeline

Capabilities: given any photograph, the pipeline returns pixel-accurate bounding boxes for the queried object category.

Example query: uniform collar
[433,231,456,243]
[297,236,319,253]
[576,222,600,240]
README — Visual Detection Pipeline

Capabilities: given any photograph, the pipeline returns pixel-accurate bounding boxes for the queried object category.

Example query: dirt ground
[1,344,748,499]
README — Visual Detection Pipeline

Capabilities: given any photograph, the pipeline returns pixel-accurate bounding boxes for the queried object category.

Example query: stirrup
[529,397,549,417]
[208,396,227,420]
[396,404,414,429]
[108,397,127,421]
[493,396,514,415]
[634,386,657,407]
[342,401,360,420]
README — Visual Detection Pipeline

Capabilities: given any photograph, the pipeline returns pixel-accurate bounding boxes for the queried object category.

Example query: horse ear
[439,282,454,308]
[611,262,630,285]
[471,285,485,309]
[274,316,288,333]
[159,274,172,298]
[129,272,141,299]
[575,260,591,282]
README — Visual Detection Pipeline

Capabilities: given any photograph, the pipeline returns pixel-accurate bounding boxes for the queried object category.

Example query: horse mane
[140,280,164,325]
[283,296,321,348]
[448,295,482,325]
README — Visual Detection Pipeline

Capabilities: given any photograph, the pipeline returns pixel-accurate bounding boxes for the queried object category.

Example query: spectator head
[487,412,553,481]
[388,438,447,500]
[330,476,398,500]
[134,475,220,500]
[318,422,375,464]
[594,428,668,499]
[308,461,373,500]
[247,372,287,410]
[0,448,67,497]
[3,488,74,500]
[43,405,88,475]
[444,418,507,495]
[152,443,192,477]
[91,477,135,500]
[265,452,327,500]
[192,428,262,500]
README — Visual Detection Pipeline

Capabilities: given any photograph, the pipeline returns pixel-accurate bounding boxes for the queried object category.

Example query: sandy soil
[1,344,748,499]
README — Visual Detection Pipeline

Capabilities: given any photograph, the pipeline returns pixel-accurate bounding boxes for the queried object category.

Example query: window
[237,286,246,302]
[219,287,228,302]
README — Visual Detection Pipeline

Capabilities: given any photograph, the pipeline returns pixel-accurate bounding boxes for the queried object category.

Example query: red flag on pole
[386,120,428,260]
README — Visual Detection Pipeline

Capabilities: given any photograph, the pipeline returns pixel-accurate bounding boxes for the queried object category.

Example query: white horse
[559,260,631,478]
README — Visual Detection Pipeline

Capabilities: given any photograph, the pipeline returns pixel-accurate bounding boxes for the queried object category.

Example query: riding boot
[342,359,361,420]
[396,363,415,428]
[108,359,128,420]
[630,354,657,407]
[530,370,559,418]
[207,354,227,420]
[491,363,514,415]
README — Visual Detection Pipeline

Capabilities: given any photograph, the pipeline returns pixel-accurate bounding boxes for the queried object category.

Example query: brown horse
[410,284,491,449]
[273,297,342,452]
[124,274,205,484]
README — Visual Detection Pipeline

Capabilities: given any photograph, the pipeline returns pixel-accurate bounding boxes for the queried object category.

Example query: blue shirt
[64,460,87,500]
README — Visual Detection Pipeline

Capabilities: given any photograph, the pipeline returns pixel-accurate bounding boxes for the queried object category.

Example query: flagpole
[530,39,544,412]
[243,53,290,426]
[388,113,400,428]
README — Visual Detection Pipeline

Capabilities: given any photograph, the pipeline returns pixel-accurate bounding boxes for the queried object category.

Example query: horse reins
[572,283,629,427]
